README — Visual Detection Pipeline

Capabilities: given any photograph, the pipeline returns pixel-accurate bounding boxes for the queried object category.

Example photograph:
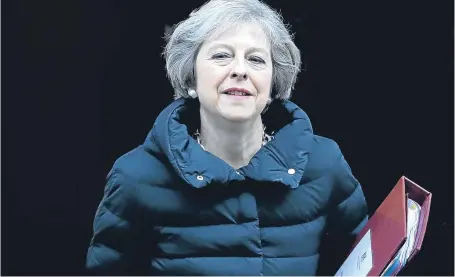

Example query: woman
[86,0,369,275]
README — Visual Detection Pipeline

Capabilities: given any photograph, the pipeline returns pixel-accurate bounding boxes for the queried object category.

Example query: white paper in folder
[335,229,373,276]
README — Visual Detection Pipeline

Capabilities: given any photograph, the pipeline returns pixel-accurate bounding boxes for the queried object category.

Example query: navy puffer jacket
[86,98,368,276]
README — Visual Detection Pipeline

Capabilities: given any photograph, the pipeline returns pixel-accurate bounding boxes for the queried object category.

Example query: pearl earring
[188,89,198,99]
[267,98,272,105]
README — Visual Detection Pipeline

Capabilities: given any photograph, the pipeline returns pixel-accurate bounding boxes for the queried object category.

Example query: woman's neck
[199,109,264,169]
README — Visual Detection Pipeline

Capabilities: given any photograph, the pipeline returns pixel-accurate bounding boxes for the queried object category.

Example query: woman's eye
[249,56,265,64]
[212,53,230,59]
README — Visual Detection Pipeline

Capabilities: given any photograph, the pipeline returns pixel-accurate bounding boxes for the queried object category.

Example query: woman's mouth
[221,88,254,99]
[223,91,251,96]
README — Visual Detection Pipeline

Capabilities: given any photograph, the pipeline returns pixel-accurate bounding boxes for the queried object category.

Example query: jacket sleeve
[318,150,369,275]
[86,169,149,275]
[330,153,369,237]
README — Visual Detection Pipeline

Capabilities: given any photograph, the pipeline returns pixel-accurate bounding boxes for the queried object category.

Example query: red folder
[351,176,432,276]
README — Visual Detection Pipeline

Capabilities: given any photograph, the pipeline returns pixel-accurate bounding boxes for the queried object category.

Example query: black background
[3,1,453,275]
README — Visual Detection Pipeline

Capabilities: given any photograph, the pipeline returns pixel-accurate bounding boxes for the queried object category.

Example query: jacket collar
[144,98,314,189]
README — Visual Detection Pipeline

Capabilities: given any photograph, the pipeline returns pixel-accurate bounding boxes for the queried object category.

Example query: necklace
[194,125,274,151]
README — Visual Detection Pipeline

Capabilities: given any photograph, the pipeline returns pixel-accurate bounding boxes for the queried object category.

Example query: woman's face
[195,23,273,123]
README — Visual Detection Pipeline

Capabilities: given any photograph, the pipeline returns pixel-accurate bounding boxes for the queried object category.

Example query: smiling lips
[222,88,253,97]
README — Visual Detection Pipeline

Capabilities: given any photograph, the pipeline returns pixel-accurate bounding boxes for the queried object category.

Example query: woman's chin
[218,107,257,123]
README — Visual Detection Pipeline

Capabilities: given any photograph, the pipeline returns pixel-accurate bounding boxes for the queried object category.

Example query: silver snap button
[197,175,204,181]
[236,171,241,175]
[288,168,296,175]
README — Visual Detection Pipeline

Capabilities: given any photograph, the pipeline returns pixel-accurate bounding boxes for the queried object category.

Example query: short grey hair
[162,0,301,100]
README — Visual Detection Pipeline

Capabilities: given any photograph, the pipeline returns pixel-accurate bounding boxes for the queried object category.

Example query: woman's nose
[230,59,248,80]
[231,71,247,80]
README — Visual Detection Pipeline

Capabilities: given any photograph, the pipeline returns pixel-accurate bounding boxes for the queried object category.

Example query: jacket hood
[143,98,315,189]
